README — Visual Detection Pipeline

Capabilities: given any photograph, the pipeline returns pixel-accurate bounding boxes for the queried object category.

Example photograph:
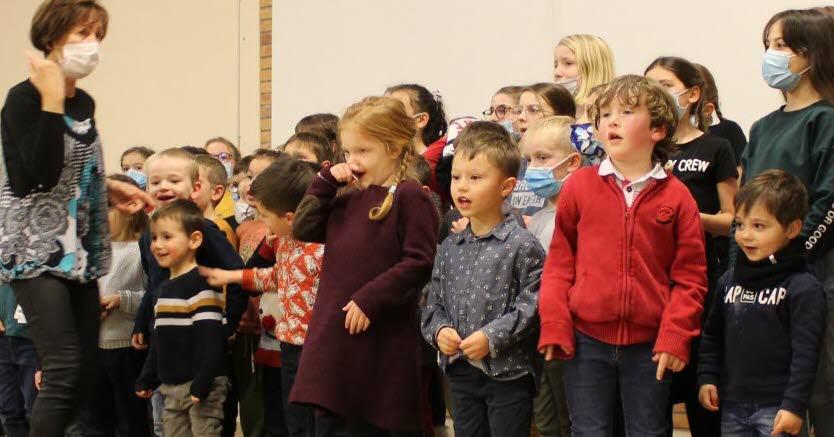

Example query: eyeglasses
[211,152,232,162]
[482,105,515,119]
[511,105,551,117]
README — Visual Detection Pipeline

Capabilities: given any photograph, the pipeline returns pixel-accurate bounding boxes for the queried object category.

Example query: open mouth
[155,193,176,203]
[456,196,472,209]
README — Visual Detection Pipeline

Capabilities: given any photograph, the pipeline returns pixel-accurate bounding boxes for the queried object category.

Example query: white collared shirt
[598,157,667,207]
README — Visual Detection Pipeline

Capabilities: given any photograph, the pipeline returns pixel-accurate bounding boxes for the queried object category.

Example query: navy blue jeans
[721,401,808,437]
[446,361,535,437]
[563,332,671,437]
[0,335,38,437]
[280,343,314,437]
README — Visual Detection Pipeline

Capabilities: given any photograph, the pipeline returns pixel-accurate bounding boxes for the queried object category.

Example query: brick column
[260,0,272,148]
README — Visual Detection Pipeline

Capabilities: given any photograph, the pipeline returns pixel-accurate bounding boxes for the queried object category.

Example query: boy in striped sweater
[136,200,228,437]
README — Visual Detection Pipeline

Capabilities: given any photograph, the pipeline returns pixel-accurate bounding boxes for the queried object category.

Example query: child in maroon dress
[290,96,439,436]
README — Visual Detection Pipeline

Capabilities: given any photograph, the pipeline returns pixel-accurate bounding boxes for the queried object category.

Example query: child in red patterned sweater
[202,157,324,437]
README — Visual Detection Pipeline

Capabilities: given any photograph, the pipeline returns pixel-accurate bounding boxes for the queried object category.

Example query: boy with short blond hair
[422,121,546,437]
[194,154,237,247]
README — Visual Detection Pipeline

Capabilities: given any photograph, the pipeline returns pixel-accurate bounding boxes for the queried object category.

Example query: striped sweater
[136,267,227,399]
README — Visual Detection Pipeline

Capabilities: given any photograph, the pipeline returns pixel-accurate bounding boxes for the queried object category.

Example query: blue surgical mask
[222,162,234,179]
[762,49,809,91]
[523,154,575,199]
[124,169,147,189]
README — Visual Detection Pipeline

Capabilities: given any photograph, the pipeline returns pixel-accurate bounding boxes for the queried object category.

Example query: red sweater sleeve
[653,192,708,363]
[538,177,579,358]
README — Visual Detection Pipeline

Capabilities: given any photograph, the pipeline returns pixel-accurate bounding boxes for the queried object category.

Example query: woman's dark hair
[645,56,709,131]
[524,83,577,117]
[694,63,722,120]
[763,9,834,105]
[106,174,149,238]
[233,155,254,175]
[30,0,108,55]
[385,84,448,146]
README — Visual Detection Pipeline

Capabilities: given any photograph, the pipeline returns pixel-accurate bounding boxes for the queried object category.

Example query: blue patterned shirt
[422,216,545,381]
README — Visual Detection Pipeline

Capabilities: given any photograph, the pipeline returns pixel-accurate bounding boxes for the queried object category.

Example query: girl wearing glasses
[484,85,524,136]
[511,83,576,217]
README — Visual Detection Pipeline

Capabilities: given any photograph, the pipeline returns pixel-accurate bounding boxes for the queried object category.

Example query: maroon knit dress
[290,166,439,431]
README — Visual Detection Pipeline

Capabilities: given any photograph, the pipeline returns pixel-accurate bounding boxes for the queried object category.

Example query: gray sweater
[97,242,146,349]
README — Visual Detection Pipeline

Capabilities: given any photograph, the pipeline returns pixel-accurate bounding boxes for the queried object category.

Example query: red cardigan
[538,166,707,363]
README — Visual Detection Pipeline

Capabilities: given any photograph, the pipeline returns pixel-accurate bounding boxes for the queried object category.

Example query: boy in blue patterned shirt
[422,121,545,437]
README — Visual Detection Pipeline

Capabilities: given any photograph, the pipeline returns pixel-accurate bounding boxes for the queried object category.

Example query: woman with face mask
[0,1,151,436]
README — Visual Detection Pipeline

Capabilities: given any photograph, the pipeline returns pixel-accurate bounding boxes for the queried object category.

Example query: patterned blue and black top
[0,79,110,283]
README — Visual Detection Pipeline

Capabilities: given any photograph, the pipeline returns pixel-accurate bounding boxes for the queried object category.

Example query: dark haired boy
[202,158,330,437]
[135,200,228,437]
[699,169,826,436]
[422,123,545,437]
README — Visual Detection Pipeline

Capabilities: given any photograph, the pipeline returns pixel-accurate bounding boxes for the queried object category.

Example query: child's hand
[191,395,201,403]
[539,344,572,361]
[652,352,685,380]
[329,163,358,185]
[460,331,490,361]
[34,370,42,391]
[450,217,469,234]
[698,384,719,412]
[199,267,243,287]
[772,409,803,436]
[342,300,370,334]
[136,389,153,399]
[131,333,148,350]
[0,319,6,333]
[436,327,462,356]
[101,294,121,311]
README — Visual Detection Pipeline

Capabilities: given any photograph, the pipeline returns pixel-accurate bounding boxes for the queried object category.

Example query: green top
[0,284,28,338]
[742,100,834,260]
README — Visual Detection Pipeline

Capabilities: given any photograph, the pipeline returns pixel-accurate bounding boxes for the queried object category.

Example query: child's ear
[190,180,203,202]
[704,102,716,117]
[284,211,295,226]
[786,219,803,240]
[422,185,431,193]
[501,177,517,198]
[189,230,204,250]
[567,152,583,172]
[322,160,331,167]
[688,86,701,105]
[415,113,429,130]
[650,125,669,144]
[212,184,226,203]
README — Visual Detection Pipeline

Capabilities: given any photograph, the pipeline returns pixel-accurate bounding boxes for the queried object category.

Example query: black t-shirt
[708,118,747,165]
[667,134,738,281]
[667,133,738,215]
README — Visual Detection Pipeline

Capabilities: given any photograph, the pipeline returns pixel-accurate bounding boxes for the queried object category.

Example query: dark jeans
[563,333,671,437]
[90,347,151,437]
[446,361,535,437]
[11,276,99,437]
[810,250,834,435]
[0,336,38,437]
[263,364,288,437]
[721,401,808,437]
[280,343,313,437]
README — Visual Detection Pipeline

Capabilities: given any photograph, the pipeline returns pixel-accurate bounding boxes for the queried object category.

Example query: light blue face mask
[523,154,575,199]
[762,49,810,91]
[498,119,515,134]
[124,169,147,189]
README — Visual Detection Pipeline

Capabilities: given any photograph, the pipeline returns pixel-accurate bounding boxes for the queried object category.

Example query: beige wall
[272,0,829,140]
[0,0,261,173]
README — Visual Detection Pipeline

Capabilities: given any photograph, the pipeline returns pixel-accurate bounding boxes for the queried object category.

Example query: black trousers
[90,347,151,437]
[11,276,100,437]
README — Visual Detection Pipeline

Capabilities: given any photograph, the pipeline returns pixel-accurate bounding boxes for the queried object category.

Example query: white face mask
[556,76,580,96]
[61,41,100,79]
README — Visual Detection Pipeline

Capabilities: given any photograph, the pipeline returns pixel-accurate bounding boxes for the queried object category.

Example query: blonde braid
[369,147,413,221]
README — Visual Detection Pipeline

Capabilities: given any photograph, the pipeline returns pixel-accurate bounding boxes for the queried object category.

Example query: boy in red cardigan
[538,75,708,437]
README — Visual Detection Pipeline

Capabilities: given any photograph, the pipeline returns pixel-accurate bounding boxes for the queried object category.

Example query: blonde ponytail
[369,147,414,221]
